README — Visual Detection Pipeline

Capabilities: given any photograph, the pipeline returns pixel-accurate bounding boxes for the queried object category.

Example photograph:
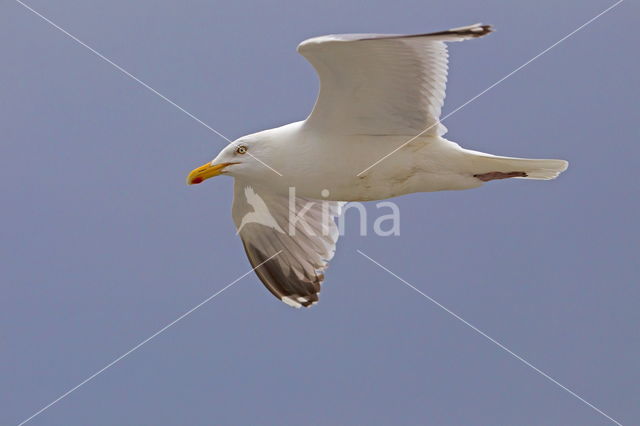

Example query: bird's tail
[465,151,569,181]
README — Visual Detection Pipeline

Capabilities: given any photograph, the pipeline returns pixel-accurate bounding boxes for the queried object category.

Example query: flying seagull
[187,23,568,308]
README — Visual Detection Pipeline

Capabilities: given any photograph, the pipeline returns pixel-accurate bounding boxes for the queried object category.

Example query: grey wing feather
[232,180,343,308]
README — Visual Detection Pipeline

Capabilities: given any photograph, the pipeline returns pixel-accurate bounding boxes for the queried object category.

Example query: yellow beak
[187,162,236,185]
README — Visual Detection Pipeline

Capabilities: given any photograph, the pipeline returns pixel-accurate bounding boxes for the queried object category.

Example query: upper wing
[232,180,343,308]
[298,24,492,137]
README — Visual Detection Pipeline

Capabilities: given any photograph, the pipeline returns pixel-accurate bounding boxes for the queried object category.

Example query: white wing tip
[281,295,319,309]
[440,23,493,40]
[281,296,303,308]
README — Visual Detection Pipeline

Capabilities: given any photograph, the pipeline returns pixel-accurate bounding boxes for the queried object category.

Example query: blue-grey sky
[2,1,639,425]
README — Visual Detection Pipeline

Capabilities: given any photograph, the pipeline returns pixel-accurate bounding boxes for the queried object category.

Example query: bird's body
[188,24,568,308]
[235,121,566,202]
[239,123,477,200]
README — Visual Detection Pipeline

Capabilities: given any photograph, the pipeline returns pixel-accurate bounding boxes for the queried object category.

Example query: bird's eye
[235,145,248,155]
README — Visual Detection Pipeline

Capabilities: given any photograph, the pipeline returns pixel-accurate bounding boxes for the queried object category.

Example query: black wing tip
[358,24,494,42]
[420,23,493,39]
[457,24,493,37]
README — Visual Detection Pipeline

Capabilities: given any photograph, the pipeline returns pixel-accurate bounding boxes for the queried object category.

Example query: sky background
[2,0,639,425]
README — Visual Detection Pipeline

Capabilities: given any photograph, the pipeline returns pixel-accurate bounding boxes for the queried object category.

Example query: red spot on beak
[191,177,204,184]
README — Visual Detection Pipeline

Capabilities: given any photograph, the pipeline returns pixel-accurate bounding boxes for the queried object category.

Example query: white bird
[187,24,568,308]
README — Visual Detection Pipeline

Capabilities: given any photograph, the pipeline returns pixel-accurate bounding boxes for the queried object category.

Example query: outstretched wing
[232,180,343,308]
[298,23,492,137]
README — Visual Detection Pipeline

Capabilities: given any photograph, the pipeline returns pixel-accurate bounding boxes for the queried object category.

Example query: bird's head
[187,139,257,185]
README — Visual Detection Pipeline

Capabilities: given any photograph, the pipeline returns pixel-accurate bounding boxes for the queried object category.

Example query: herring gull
[187,23,568,308]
